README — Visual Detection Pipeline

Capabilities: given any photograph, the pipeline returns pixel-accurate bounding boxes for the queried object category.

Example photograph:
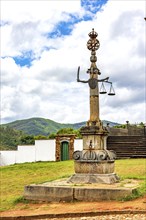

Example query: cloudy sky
[1,0,146,125]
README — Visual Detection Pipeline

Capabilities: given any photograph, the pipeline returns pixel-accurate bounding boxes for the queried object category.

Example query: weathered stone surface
[24,185,73,202]
[68,173,119,184]
[24,178,138,202]
[82,134,107,150]
[80,125,107,135]
[80,126,108,150]
[74,160,115,174]
[74,187,136,201]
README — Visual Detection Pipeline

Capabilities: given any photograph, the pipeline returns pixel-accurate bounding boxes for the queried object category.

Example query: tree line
[0,126,82,150]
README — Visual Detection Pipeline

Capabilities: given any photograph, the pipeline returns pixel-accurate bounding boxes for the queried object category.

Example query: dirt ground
[1,195,146,218]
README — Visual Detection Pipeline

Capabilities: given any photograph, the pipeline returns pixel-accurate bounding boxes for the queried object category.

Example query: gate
[61,141,69,161]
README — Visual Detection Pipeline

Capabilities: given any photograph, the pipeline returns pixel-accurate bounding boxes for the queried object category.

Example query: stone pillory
[68,29,119,184]
[24,30,138,203]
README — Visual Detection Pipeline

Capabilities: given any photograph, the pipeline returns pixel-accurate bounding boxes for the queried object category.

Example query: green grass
[0,160,73,211]
[115,158,146,180]
[0,159,146,211]
[115,158,146,201]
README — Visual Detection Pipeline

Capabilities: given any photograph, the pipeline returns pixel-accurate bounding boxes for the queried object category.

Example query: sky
[1,0,146,125]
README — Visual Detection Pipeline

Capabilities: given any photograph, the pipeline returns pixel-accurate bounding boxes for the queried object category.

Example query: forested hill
[2,117,119,136]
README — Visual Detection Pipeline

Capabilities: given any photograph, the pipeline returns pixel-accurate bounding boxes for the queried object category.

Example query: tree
[57,128,75,135]
[35,135,48,140]
[0,126,23,150]
[48,128,82,139]
[57,128,82,138]
[19,135,35,145]
[48,133,56,139]
[138,122,144,127]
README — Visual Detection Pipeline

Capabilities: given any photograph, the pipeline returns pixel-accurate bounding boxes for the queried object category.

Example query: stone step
[108,146,146,149]
[24,179,139,202]
[107,136,146,158]
[116,152,146,155]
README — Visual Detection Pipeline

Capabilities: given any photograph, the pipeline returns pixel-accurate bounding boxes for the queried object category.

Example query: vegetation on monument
[0,159,145,211]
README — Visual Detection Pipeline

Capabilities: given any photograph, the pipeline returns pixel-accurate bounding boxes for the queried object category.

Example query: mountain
[2,117,120,136]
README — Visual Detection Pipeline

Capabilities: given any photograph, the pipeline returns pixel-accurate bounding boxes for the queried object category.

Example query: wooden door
[61,141,69,161]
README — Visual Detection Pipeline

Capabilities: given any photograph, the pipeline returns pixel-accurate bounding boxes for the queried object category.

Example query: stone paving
[41,214,146,219]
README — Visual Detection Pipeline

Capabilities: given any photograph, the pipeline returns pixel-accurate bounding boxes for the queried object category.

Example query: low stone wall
[107,128,128,136]
[107,127,145,136]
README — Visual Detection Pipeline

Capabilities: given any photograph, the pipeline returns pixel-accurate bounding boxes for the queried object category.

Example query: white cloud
[1,57,21,85]
[1,0,84,57]
[1,1,82,22]
[1,0,146,125]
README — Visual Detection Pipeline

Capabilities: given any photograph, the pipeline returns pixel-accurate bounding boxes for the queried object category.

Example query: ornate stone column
[68,29,119,184]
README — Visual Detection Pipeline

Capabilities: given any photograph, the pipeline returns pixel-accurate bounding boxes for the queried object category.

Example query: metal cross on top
[77,28,115,126]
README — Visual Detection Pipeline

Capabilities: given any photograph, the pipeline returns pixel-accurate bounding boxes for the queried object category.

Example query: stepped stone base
[24,178,139,202]
[68,173,119,184]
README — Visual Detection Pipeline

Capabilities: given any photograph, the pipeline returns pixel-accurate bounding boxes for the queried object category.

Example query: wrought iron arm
[77,66,89,83]
[98,77,113,86]
[98,77,109,82]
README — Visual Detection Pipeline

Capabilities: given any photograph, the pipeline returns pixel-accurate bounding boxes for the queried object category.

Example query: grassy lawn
[1,159,146,211]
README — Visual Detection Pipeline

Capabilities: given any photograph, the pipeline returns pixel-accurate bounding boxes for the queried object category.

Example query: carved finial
[87,29,100,51]
[88,28,98,38]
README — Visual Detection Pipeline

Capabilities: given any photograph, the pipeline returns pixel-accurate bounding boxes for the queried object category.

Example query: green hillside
[2,117,119,136]
[2,118,85,136]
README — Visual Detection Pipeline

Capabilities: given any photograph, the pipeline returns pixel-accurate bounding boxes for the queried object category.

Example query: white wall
[0,151,16,166]
[0,139,82,166]
[16,145,36,163]
[35,140,56,161]
[74,139,83,151]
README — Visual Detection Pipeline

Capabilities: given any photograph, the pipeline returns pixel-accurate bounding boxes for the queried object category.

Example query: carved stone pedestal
[68,159,119,184]
[68,124,119,184]
[74,160,115,174]
[68,173,119,184]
